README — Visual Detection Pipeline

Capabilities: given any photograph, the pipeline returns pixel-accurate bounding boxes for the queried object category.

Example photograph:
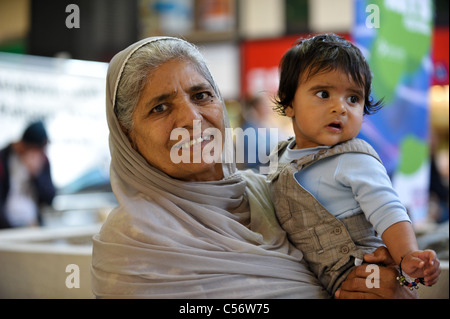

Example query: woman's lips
[175,134,214,149]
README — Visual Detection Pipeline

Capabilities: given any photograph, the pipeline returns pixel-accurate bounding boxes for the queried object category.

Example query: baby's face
[285,69,365,149]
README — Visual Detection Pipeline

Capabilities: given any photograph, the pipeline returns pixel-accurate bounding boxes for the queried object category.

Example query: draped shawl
[91,36,328,299]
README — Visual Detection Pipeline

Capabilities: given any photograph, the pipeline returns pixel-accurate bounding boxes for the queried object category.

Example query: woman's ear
[119,121,129,136]
[126,129,139,151]
[119,122,139,151]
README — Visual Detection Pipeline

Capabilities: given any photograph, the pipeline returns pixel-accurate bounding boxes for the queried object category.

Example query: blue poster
[352,0,433,223]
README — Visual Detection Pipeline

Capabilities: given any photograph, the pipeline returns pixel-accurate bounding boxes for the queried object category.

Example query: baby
[268,33,440,296]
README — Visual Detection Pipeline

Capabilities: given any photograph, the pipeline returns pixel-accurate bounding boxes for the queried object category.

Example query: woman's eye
[151,104,168,114]
[315,91,329,99]
[194,91,212,101]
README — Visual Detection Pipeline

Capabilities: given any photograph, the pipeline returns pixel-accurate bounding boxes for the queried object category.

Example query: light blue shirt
[279,140,410,236]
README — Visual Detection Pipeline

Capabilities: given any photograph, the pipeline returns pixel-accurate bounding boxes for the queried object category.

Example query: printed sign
[353,0,434,223]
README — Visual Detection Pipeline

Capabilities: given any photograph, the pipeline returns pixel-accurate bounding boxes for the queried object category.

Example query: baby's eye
[315,90,329,99]
[151,104,168,114]
[347,96,360,104]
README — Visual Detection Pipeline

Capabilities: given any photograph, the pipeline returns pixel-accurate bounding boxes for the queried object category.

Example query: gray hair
[115,38,222,132]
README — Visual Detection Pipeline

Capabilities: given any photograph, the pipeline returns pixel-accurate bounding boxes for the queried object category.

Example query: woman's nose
[175,98,203,128]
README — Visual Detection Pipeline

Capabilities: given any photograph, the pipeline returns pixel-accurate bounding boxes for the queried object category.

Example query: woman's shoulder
[239,169,267,189]
[239,169,273,208]
[97,205,130,242]
[97,195,156,243]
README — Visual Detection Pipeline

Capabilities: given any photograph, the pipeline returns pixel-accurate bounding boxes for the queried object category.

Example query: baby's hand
[401,250,441,286]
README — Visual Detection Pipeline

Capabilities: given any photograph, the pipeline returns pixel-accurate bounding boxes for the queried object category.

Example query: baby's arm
[382,221,440,285]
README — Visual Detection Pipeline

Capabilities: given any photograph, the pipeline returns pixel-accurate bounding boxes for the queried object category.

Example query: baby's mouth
[327,121,342,131]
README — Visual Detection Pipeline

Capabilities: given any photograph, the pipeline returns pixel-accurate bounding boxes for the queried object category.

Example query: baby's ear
[285,105,295,117]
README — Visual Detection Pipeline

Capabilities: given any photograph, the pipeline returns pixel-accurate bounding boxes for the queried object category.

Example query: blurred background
[0,0,448,298]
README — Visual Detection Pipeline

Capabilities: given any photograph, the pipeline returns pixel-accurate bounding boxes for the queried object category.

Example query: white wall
[239,0,286,38]
[309,0,354,32]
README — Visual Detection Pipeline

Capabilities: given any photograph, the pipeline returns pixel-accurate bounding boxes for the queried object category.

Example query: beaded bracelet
[396,256,425,290]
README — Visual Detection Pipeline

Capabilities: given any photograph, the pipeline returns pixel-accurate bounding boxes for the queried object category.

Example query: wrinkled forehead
[106,36,230,126]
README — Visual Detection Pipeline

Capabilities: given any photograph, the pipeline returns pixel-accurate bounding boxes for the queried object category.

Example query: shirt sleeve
[334,153,411,235]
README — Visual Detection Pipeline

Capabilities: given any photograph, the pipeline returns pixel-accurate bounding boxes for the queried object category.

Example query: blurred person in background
[0,121,56,229]
[239,93,291,171]
[428,129,449,224]
[240,93,275,171]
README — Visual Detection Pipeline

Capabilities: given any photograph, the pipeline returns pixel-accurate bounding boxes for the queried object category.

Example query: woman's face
[128,59,225,182]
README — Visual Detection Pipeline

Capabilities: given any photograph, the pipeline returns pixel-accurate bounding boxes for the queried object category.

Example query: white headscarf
[91,36,328,299]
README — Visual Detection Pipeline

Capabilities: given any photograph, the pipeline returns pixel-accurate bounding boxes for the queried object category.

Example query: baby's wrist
[396,256,426,290]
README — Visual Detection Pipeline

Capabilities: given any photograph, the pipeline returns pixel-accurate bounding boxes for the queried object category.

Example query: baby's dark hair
[274,33,383,116]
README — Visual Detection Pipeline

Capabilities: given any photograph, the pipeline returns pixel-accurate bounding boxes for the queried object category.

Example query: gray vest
[268,138,385,295]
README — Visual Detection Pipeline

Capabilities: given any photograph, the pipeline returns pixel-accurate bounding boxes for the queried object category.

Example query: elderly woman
[91,36,412,299]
